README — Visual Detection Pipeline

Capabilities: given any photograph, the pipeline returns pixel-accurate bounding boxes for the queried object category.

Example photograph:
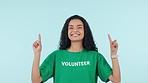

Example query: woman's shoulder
[46,49,65,58]
[51,49,66,54]
[86,50,103,57]
[86,50,99,54]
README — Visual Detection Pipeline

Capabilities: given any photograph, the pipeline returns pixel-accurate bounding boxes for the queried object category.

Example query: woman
[32,15,121,83]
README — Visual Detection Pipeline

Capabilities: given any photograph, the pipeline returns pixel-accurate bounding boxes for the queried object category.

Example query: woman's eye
[78,27,82,29]
[68,27,73,29]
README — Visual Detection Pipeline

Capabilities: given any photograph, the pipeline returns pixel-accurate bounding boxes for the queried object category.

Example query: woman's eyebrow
[68,24,83,27]
[77,24,83,26]
[68,25,73,27]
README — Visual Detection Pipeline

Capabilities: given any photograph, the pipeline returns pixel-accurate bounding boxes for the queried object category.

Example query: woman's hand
[32,34,43,83]
[108,34,118,55]
[108,34,121,83]
[33,34,42,55]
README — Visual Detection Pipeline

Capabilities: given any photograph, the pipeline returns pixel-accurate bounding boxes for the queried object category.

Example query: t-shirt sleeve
[40,51,56,82]
[96,53,112,82]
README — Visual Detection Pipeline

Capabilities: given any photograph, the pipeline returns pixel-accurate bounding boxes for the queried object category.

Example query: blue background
[0,0,148,83]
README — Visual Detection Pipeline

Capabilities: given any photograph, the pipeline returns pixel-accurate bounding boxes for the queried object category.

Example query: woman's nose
[73,28,78,32]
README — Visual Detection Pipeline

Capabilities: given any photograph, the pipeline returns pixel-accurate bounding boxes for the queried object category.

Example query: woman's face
[68,19,84,42]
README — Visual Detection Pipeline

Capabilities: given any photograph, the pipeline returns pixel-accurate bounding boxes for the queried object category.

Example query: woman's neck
[68,41,83,52]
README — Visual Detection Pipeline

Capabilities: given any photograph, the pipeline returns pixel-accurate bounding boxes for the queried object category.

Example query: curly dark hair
[59,15,98,51]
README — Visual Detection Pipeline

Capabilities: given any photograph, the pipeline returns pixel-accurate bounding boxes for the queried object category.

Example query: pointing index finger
[38,34,41,42]
[108,34,112,43]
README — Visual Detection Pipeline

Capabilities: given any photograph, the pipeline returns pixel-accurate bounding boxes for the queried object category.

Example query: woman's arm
[109,58,121,83]
[32,34,42,83]
[108,34,121,83]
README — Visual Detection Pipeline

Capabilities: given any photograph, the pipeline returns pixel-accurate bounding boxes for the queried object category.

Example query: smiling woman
[59,15,98,51]
[68,19,84,42]
[31,15,121,83]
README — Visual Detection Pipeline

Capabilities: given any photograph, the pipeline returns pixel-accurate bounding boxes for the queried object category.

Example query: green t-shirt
[40,49,112,83]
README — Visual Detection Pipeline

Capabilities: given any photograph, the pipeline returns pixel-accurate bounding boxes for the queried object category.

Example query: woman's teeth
[71,34,80,37]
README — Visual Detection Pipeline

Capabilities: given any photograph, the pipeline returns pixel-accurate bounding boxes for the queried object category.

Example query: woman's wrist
[111,54,118,59]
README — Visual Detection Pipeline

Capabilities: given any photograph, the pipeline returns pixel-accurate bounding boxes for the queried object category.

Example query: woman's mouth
[71,33,80,37]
